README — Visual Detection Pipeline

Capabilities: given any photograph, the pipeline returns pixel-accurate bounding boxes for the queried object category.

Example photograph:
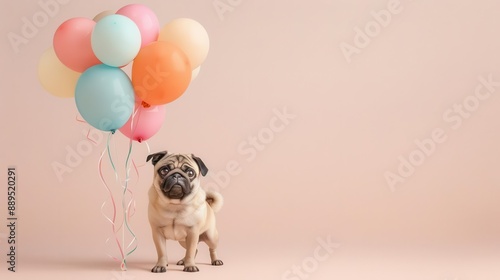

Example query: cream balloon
[158,18,209,69]
[38,48,81,98]
[93,10,115,22]
[191,66,201,82]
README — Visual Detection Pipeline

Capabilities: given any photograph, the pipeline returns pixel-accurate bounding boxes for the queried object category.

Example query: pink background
[1,0,500,279]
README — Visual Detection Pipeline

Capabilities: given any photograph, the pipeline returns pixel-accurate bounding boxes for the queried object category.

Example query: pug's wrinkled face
[147,152,208,200]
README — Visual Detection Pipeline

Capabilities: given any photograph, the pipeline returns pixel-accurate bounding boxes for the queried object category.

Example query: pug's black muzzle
[162,172,191,199]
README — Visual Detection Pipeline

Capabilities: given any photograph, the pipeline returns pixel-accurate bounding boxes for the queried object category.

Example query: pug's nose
[172,173,182,180]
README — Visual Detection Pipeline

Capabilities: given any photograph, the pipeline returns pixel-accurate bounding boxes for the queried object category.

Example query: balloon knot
[111,130,116,134]
[141,101,151,108]
[138,138,142,143]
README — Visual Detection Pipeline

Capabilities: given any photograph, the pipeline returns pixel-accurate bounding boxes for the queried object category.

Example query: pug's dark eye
[159,167,169,177]
[187,169,195,178]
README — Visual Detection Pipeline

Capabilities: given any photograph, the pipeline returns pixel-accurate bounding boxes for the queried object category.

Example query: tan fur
[148,153,223,273]
[205,190,223,213]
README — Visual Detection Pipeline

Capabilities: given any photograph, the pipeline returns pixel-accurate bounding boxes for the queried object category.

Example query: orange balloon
[132,41,191,105]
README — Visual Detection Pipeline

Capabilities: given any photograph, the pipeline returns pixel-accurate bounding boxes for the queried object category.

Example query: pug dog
[146,151,223,273]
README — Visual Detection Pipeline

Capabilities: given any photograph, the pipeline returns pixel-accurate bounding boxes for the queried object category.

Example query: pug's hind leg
[202,231,223,266]
[177,240,198,266]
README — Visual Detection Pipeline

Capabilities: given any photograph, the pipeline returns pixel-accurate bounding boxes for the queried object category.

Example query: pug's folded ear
[146,151,168,166]
[191,154,208,176]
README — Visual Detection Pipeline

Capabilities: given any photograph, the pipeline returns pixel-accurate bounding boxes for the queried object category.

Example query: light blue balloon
[75,64,135,132]
[91,14,141,67]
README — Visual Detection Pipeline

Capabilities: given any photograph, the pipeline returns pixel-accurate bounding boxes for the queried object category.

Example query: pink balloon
[53,17,101,72]
[116,4,160,47]
[119,101,166,142]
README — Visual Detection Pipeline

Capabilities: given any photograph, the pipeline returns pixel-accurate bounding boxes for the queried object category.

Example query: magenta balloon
[119,102,166,142]
[53,17,101,72]
[116,4,160,47]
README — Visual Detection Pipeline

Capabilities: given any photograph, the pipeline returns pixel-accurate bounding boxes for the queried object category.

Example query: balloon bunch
[38,3,209,142]
[37,4,210,270]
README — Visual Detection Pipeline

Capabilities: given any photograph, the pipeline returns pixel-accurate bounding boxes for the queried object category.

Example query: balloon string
[75,115,86,123]
[85,129,98,145]
[121,139,138,270]
[125,104,141,144]
[129,157,140,218]
[130,106,140,133]
[134,140,151,168]
[107,132,119,182]
[99,133,125,263]
[94,124,145,269]
[75,115,98,145]
[106,132,134,270]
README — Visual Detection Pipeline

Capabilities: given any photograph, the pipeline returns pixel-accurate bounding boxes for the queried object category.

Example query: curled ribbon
[98,132,139,270]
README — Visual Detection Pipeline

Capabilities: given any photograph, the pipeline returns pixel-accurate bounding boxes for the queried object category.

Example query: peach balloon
[132,41,191,105]
[93,10,115,22]
[38,48,81,98]
[158,18,209,69]
[53,17,101,72]
[191,66,201,82]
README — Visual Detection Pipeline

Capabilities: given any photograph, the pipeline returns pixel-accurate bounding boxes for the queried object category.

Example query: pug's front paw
[183,265,199,272]
[151,265,167,273]
[212,259,223,266]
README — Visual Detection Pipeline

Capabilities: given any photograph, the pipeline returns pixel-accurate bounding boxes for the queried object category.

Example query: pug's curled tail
[206,190,223,213]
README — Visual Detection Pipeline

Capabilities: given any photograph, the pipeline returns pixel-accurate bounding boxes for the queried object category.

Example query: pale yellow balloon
[38,48,81,98]
[191,65,201,82]
[93,10,115,22]
[158,18,209,69]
